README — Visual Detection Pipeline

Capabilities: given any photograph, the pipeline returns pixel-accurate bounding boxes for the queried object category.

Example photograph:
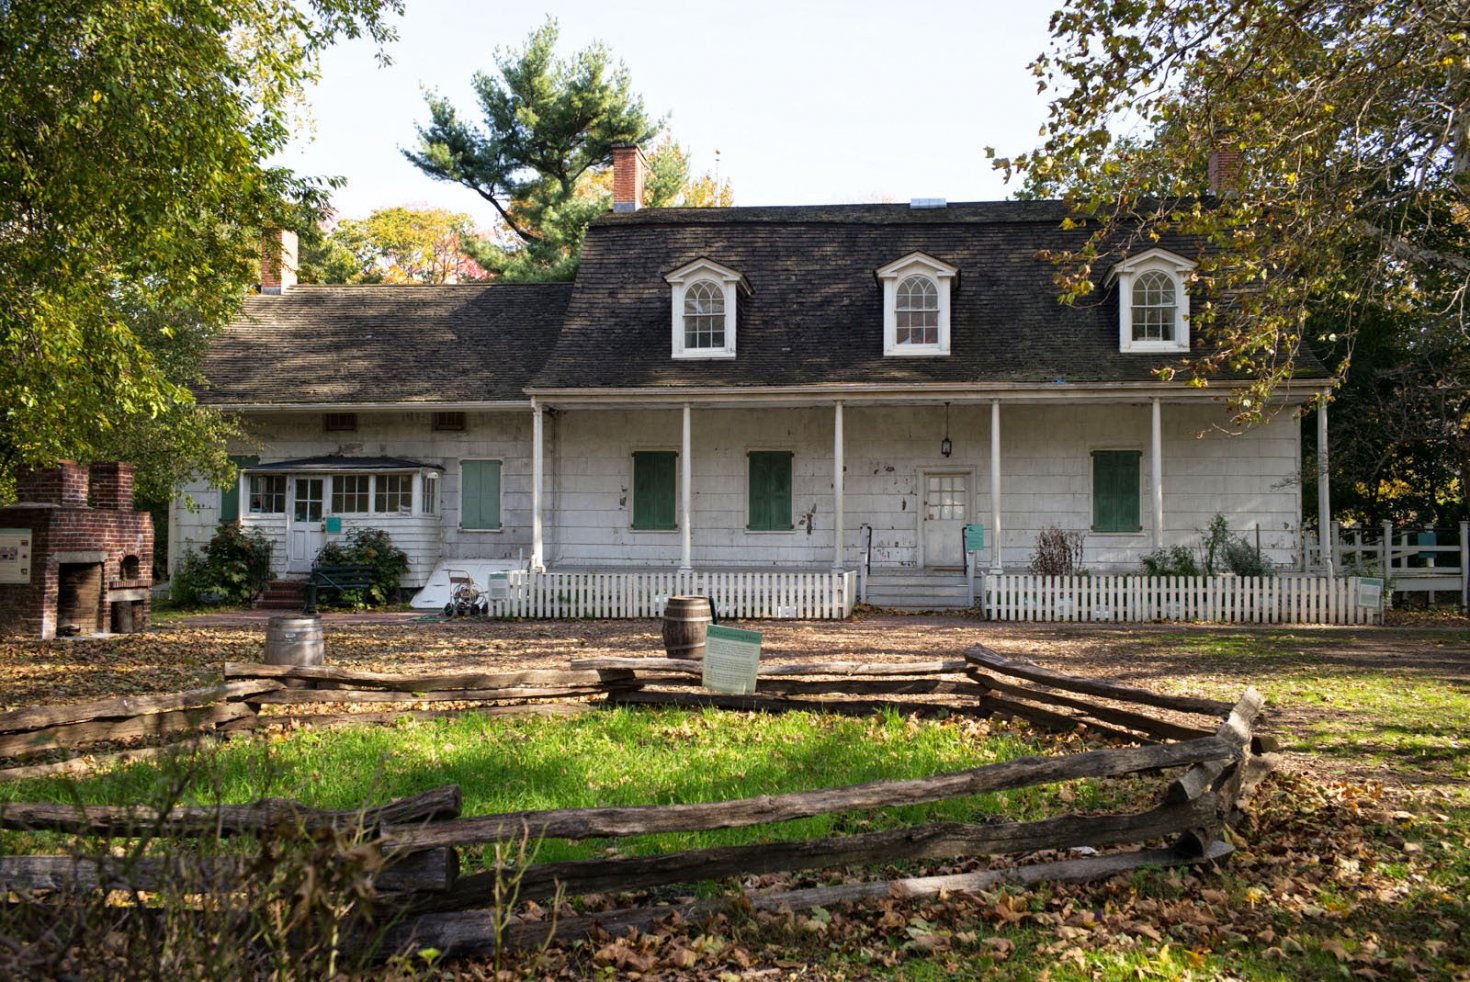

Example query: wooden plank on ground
[606,690,985,720]
[252,684,626,706]
[0,845,458,895]
[0,681,281,735]
[967,670,1214,742]
[418,796,1218,910]
[380,736,1233,850]
[964,645,1233,716]
[0,784,462,837]
[0,736,243,782]
[264,703,595,730]
[224,662,632,692]
[980,694,1142,744]
[0,702,255,760]
[386,841,1234,960]
[569,657,970,678]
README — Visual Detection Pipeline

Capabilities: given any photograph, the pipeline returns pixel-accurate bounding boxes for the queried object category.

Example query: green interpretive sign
[702,624,762,696]
[964,523,986,552]
[1356,576,1384,609]
[324,516,343,534]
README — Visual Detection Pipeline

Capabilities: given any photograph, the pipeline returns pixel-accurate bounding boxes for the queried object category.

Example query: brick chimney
[88,462,135,511]
[611,143,646,213]
[1207,137,1243,197]
[16,462,89,507]
[261,228,298,294]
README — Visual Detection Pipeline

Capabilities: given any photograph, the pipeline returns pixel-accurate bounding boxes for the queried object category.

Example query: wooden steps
[254,580,306,610]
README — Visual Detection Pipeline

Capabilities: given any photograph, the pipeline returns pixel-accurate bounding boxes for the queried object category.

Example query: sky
[278,0,1060,229]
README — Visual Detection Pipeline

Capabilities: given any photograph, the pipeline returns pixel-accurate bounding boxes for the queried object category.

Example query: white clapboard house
[171,146,1333,614]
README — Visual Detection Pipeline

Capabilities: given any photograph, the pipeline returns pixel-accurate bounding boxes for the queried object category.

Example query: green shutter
[632,452,677,530]
[460,460,501,530]
[219,455,257,523]
[1092,451,1140,532]
[748,452,793,531]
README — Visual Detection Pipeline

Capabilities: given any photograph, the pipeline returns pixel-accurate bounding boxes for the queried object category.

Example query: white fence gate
[502,569,859,620]
[983,574,1382,625]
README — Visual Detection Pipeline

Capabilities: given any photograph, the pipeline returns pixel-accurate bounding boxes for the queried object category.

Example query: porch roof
[248,455,443,473]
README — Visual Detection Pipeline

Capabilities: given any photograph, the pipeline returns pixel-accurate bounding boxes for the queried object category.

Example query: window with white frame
[331,474,370,513]
[422,473,438,515]
[1105,248,1196,353]
[877,253,958,356]
[665,258,749,359]
[374,473,413,514]
[248,475,285,514]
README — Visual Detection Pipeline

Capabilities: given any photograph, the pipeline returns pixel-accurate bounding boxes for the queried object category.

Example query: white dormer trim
[1105,248,1196,354]
[876,252,958,357]
[665,257,751,360]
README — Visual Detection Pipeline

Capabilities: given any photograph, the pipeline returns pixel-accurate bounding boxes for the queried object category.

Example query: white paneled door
[922,472,967,569]
[287,477,325,573]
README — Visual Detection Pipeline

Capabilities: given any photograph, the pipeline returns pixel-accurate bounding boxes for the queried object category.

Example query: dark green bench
[305,563,376,613]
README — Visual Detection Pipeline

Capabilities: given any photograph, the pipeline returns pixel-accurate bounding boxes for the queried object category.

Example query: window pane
[461,460,502,530]
[294,478,323,522]
[423,475,438,515]
[683,280,727,350]
[1131,271,1176,341]
[249,475,285,514]
[374,474,412,513]
[331,474,369,513]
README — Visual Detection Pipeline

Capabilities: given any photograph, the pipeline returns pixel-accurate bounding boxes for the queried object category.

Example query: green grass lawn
[0,707,1145,866]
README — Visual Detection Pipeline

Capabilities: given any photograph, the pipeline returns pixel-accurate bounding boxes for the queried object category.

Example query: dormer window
[1106,248,1196,353]
[665,258,750,360]
[877,253,957,357]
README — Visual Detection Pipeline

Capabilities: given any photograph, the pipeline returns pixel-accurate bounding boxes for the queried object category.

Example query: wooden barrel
[662,596,712,660]
[264,616,323,686]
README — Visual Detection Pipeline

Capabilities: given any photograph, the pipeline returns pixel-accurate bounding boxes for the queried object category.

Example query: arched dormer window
[664,258,750,359]
[1105,248,1196,353]
[877,252,958,356]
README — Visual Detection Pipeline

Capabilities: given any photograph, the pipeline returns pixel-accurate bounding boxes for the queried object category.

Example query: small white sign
[702,625,762,696]
[0,529,31,584]
[1356,576,1384,609]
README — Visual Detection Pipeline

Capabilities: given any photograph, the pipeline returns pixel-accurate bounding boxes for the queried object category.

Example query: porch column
[680,403,692,573]
[833,401,845,571]
[1318,398,1333,575]
[531,400,545,572]
[989,400,1003,574]
[1151,398,1164,552]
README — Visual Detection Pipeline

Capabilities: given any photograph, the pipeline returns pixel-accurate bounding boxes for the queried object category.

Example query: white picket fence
[501,569,859,620]
[983,573,1383,625]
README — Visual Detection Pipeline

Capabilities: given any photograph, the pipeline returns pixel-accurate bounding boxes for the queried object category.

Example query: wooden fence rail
[0,643,1276,964]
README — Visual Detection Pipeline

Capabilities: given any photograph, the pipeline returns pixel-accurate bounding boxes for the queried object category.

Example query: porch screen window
[747,451,793,531]
[332,474,370,514]
[460,460,502,530]
[219,455,258,522]
[1092,451,1141,533]
[248,475,285,514]
[632,451,677,530]
[375,474,413,513]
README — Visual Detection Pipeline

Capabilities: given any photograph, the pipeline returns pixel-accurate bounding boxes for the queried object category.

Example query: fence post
[1381,520,1393,579]
[1461,520,1469,614]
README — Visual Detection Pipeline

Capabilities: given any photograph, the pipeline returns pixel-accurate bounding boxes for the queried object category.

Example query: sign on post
[964,524,986,552]
[1356,576,1384,609]
[702,624,762,695]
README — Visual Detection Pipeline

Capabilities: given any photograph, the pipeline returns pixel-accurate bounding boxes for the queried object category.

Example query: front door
[922,472,967,569]
[287,477,324,573]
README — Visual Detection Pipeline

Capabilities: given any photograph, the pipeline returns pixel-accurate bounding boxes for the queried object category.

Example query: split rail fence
[983,573,1383,625]
[0,646,1276,961]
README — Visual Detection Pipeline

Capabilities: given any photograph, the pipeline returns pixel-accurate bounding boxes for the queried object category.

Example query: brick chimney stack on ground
[261,229,298,294]
[88,462,136,511]
[612,143,647,213]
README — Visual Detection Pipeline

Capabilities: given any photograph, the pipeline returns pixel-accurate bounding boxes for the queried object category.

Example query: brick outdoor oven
[0,462,154,639]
